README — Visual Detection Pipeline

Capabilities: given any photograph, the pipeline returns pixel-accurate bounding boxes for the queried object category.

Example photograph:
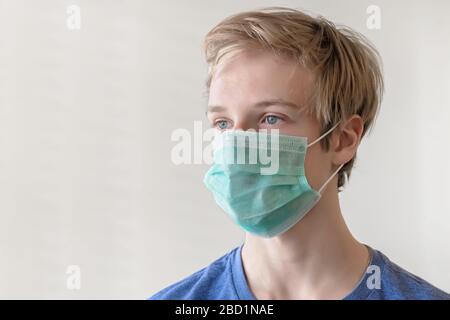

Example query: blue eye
[216,120,229,130]
[264,115,280,125]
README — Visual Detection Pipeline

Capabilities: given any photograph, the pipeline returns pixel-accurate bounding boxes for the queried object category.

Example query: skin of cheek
[304,140,332,191]
[294,116,333,191]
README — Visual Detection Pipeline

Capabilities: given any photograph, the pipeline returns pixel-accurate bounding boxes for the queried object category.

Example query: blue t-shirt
[149,244,450,300]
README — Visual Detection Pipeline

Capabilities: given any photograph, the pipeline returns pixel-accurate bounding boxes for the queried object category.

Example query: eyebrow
[206,98,300,114]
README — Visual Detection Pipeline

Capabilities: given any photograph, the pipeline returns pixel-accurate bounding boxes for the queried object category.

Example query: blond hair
[203,7,384,190]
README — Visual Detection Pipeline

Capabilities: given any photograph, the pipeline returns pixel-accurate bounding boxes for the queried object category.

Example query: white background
[0,0,449,298]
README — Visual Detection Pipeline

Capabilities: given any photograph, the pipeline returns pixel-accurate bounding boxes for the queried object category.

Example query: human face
[206,49,336,191]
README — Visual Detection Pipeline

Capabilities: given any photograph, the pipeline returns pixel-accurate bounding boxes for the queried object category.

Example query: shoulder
[148,246,239,300]
[372,250,450,300]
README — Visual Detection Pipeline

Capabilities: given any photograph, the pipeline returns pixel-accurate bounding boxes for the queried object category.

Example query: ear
[332,115,364,165]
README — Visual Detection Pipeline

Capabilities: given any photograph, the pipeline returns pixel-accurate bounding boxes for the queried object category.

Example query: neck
[241,186,369,300]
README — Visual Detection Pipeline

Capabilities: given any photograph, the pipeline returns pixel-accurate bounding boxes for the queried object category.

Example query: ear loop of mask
[305,121,344,194]
[318,163,345,194]
[307,121,341,148]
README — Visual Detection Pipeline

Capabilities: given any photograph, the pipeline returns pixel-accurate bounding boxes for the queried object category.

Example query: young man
[150,7,450,300]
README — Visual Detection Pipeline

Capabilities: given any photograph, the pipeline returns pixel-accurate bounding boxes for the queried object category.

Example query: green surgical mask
[203,123,343,238]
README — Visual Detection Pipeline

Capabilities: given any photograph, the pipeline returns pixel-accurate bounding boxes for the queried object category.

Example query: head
[203,7,383,192]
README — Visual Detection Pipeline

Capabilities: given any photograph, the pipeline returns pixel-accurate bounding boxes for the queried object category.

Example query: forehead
[208,49,314,107]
